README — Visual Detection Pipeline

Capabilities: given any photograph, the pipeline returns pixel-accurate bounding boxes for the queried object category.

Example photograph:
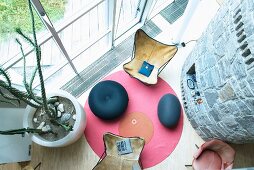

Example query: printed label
[116,139,133,155]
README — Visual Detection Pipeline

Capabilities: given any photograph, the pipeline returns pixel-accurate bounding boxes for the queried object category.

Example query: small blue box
[138,61,154,77]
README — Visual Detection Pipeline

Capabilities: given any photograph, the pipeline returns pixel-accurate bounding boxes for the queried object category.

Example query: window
[0,0,162,90]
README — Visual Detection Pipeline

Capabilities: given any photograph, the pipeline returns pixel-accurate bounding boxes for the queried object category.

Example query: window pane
[7,37,67,87]
[60,0,109,57]
[114,0,145,38]
[1,0,150,90]
[0,0,67,65]
[148,0,174,19]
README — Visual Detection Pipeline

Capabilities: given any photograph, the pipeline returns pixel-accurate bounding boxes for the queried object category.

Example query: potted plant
[0,0,86,147]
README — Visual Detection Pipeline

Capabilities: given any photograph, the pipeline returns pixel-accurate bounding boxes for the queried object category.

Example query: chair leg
[195,144,199,149]
[184,144,199,169]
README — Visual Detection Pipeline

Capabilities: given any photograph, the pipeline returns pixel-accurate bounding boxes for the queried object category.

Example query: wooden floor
[0,113,254,170]
[1,36,254,170]
[1,0,254,170]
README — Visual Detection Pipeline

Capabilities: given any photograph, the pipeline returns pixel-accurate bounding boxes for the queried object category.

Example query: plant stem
[0,80,40,108]
[0,90,20,106]
[16,38,42,105]
[0,128,43,135]
[0,99,19,107]
[0,68,11,86]
[50,119,73,131]
[28,0,50,114]
[16,28,35,47]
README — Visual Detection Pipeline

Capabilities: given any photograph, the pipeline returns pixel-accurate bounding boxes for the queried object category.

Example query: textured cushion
[157,94,181,128]
[88,80,129,120]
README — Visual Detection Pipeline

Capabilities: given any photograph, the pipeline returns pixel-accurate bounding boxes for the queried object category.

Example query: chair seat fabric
[93,132,145,170]
[123,29,178,85]
[88,80,129,120]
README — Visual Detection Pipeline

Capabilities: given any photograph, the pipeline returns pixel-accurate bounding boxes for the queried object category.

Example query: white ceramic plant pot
[23,89,86,147]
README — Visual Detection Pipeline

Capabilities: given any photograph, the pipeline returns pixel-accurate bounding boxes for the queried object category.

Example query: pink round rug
[84,71,183,168]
